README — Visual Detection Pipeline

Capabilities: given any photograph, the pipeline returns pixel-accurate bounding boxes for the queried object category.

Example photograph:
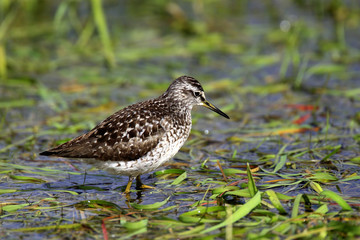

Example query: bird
[40,76,229,193]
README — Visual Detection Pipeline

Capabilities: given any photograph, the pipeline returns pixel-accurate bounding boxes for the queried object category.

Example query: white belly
[93,124,191,177]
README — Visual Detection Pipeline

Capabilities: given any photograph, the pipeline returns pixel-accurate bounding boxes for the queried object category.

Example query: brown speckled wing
[40,99,170,161]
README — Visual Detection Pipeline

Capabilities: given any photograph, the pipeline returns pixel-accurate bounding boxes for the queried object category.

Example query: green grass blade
[131,196,170,210]
[273,154,287,173]
[53,0,68,30]
[321,145,341,162]
[200,191,261,234]
[171,171,187,185]
[273,143,289,170]
[0,162,82,175]
[75,200,122,211]
[314,204,328,214]
[51,190,79,196]
[247,162,257,197]
[223,168,246,175]
[309,173,338,183]
[178,224,205,236]
[320,190,352,211]
[9,175,46,183]
[309,181,323,193]
[155,169,185,176]
[90,0,116,68]
[224,189,252,198]
[179,206,224,223]
[266,190,286,214]
[0,189,17,194]
[0,44,7,79]
[10,224,82,232]
[0,99,36,108]
[306,63,346,76]
[1,203,30,212]
[291,194,302,218]
[123,219,148,231]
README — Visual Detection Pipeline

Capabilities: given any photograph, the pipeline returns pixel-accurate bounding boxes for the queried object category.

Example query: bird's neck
[158,93,193,121]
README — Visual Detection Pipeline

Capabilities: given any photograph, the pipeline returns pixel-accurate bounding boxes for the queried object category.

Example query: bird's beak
[201,100,230,119]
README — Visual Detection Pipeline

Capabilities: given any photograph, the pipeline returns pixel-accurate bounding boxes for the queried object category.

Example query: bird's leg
[136,176,155,189]
[124,176,134,194]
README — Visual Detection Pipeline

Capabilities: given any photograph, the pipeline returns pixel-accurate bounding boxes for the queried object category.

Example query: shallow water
[1,1,360,239]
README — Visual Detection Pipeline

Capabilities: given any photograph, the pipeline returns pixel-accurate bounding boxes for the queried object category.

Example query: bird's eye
[194,91,201,97]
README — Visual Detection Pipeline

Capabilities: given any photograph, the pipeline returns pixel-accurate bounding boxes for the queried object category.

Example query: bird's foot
[124,177,134,194]
[137,184,155,189]
[135,176,155,190]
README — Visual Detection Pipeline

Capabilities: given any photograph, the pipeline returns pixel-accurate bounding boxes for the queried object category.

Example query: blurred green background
[1,0,358,79]
[1,1,360,239]
[1,0,359,126]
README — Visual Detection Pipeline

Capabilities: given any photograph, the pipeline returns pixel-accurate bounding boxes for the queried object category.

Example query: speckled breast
[97,112,192,177]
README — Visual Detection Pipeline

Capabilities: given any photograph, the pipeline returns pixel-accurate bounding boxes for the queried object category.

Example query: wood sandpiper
[40,76,230,193]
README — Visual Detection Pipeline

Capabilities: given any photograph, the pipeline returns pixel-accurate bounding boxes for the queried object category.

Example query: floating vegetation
[1,0,360,239]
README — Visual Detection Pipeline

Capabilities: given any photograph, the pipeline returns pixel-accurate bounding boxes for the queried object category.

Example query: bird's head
[165,76,230,119]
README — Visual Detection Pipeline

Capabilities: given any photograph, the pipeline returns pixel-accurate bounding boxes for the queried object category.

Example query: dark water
[1,1,360,239]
